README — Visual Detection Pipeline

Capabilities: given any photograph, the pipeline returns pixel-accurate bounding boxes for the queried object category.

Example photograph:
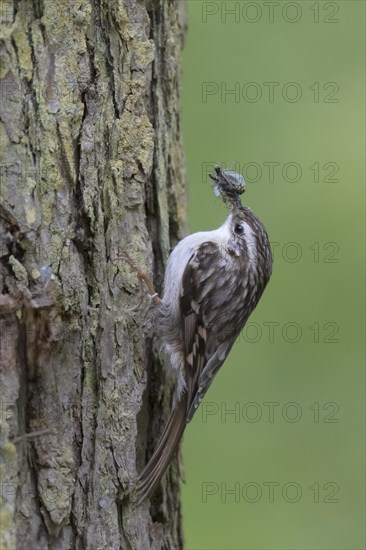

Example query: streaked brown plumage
[135,168,272,504]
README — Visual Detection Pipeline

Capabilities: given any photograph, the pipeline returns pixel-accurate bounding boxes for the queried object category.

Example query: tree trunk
[0,1,187,548]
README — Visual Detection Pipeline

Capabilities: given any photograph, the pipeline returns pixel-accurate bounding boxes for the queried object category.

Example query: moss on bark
[0,1,187,548]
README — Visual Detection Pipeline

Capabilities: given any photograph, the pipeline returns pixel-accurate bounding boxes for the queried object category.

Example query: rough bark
[0,0,187,548]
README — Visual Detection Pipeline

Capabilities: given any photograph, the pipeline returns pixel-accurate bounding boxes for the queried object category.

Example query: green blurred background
[180,1,365,548]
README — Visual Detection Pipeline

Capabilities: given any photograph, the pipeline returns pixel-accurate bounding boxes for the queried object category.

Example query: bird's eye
[234,224,244,235]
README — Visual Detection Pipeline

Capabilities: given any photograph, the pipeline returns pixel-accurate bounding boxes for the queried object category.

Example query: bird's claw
[119,251,161,306]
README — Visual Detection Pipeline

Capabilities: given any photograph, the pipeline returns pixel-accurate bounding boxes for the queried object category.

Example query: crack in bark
[0,0,187,547]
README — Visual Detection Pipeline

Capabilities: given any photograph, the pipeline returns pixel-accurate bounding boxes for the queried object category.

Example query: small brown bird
[129,166,272,504]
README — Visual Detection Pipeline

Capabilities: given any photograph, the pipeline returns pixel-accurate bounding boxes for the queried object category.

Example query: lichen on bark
[0,0,187,548]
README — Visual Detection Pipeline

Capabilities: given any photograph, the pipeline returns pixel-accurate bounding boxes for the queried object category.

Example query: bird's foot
[121,251,161,306]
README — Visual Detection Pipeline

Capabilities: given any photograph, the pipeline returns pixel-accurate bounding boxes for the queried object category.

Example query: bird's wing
[136,241,233,504]
[186,340,233,422]
[180,241,234,421]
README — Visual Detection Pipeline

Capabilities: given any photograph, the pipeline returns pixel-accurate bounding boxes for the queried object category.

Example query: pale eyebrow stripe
[243,222,257,264]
